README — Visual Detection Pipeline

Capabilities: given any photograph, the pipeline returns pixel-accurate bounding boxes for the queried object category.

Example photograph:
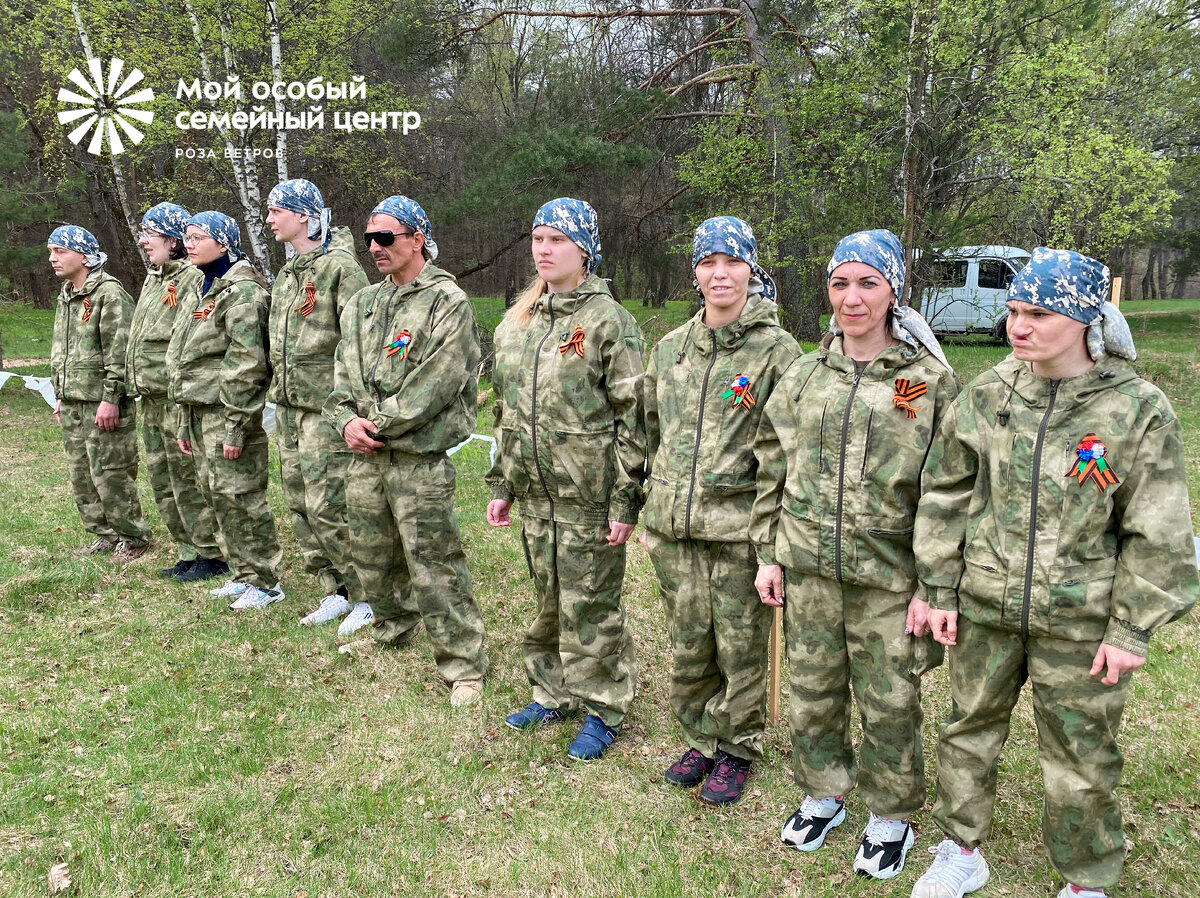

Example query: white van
[920,246,1030,341]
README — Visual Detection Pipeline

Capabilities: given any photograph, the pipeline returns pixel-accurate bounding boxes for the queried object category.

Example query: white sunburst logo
[57,58,155,156]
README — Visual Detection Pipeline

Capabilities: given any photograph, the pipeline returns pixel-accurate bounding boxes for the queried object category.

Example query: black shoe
[176,558,230,582]
[698,752,752,806]
[159,559,195,579]
[664,748,715,787]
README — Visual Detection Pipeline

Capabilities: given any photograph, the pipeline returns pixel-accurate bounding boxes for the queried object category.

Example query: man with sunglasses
[324,196,488,708]
[266,180,371,634]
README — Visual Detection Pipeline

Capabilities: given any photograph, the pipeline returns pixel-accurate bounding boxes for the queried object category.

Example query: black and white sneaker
[852,813,915,880]
[780,795,845,851]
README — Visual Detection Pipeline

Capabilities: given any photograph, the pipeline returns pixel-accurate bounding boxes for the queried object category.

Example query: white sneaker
[911,839,990,898]
[210,579,250,598]
[337,602,374,636]
[1058,886,1107,898]
[299,594,352,626]
[230,582,285,610]
[781,795,846,851]
[853,813,915,880]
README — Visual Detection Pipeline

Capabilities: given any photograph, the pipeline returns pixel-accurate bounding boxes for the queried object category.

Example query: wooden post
[1111,276,1123,308]
[769,605,783,724]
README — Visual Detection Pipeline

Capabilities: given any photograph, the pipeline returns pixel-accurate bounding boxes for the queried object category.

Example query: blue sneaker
[567,715,618,761]
[505,701,570,730]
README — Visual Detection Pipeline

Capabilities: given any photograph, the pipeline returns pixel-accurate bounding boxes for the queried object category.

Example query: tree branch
[454,6,741,43]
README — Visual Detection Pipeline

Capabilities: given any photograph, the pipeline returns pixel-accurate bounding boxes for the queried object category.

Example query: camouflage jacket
[267,228,369,411]
[126,259,203,399]
[51,268,134,405]
[486,275,647,526]
[166,260,272,448]
[751,336,959,593]
[323,262,480,456]
[914,355,1197,656]
[644,296,800,542]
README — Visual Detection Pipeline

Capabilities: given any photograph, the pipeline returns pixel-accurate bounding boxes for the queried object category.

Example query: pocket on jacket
[960,552,1007,602]
[548,428,615,506]
[499,426,533,497]
[858,519,917,591]
[642,474,676,537]
[777,492,820,573]
[1048,556,1117,637]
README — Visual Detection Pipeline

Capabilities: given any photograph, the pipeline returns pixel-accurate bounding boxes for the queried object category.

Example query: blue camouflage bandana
[141,203,191,240]
[370,196,438,261]
[48,225,107,269]
[532,198,602,274]
[268,178,332,249]
[187,211,246,262]
[691,215,777,302]
[1008,247,1110,325]
[827,228,906,299]
[826,228,952,372]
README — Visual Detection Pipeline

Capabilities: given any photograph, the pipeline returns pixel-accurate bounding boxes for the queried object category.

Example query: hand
[756,564,784,607]
[178,438,192,456]
[607,521,634,546]
[54,400,61,425]
[344,417,386,455]
[95,400,119,432]
[487,499,512,527]
[1090,643,1145,686]
[906,596,931,637]
[222,443,242,460]
[929,609,958,646]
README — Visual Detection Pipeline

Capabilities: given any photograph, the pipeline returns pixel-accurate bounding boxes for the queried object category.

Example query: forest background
[1,0,1198,340]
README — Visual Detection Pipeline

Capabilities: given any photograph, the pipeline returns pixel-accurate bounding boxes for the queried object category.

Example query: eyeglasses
[363,229,415,248]
[182,233,212,247]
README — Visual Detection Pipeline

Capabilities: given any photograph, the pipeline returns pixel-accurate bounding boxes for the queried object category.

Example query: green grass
[0,303,55,362]
[0,302,1198,897]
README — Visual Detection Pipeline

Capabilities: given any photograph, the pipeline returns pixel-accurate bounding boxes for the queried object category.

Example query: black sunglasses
[363,229,415,248]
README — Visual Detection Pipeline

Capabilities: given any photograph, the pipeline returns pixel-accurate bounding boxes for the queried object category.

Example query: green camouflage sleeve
[749,378,788,566]
[219,287,270,448]
[1105,415,1199,655]
[324,297,362,437]
[914,395,980,612]
[371,291,479,438]
[99,283,133,404]
[643,344,662,480]
[334,257,369,318]
[603,313,647,526]
[484,324,513,502]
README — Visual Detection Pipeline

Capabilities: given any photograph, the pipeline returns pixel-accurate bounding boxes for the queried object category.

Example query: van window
[978,259,1017,290]
[930,260,968,288]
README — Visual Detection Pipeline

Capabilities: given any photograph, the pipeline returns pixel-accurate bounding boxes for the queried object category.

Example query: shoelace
[921,841,971,884]
[862,815,905,846]
[799,796,839,818]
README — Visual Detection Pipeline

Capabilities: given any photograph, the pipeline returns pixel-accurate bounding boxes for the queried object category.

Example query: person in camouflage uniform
[486,197,645,761]
[266,179,371,633]
[323,195,487,707]
[752,229,958,879]
[909,249,1198,898]
[168,211,283,610]
[644,216,800,804]
[49,225,150,563]
[128,202,225,581]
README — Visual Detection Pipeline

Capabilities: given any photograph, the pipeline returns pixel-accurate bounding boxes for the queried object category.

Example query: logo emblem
[1066,433,1120,493]
[57,58,155,156]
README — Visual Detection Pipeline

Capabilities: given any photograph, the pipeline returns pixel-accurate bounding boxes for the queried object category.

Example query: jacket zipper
[369,283,402,408]
[1022,379,1059,638]
[281,269,294,404]
[530,297,556,518]
[684,329,719,539]
[834,369,863,582]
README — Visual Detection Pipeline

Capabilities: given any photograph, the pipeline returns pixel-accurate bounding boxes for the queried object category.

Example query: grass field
[1,300,1198,897]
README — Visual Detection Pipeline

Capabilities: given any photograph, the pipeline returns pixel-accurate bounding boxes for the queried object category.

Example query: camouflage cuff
[330,407,357,437]
[1102,618,1150,658]
[755,546,777,566]
[927,585,959,612]
[608,501,639,526]
[102,385,122,405]
[224,424,246,449]
[488,481,514,504]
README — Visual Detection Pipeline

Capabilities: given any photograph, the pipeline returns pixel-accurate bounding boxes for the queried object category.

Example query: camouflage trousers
[60,399,150,546]
[519,514,637,727]
[276,405,357,598]
[646,532,769,761]
[140,395,219,560]
[933,617,1130,889]
[184,405,281,588]
[785,571,926,818]
[346,451,486,683]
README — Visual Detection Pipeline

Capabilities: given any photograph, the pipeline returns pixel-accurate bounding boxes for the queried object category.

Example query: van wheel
[992,314,1010,346]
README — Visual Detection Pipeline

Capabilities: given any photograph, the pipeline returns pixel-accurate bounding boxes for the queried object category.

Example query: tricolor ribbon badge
[163,282,178,307]
[559,325,585,357]
[81,296,92,322]
[1065,433,1120,493]
[387,329,412,359]
[295,281,316,317]
[893,378,927,419]
[721,374,755,411]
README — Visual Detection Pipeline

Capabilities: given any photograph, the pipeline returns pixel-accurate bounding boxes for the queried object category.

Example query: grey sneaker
[77,537,115,556]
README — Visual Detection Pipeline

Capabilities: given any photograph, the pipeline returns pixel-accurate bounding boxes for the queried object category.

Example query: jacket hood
[531,272,612,318]
[288,227,357,274]
[147,258,193,282]
[209,258,269,294]
[994,354,1140,410]
[818,334,926,376]
[62,267,114,301]
[684,294,783,354]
